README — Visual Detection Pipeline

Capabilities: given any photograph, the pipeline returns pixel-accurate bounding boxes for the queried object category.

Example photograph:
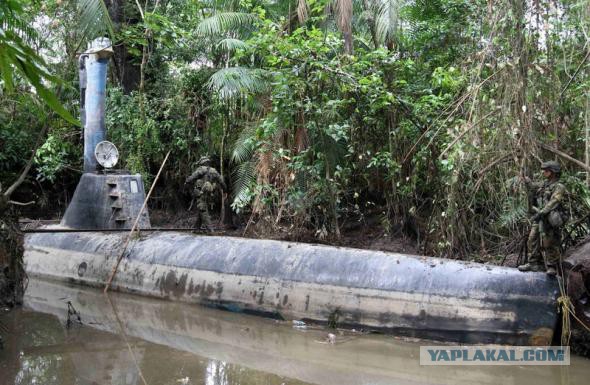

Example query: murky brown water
[0,279,588,385]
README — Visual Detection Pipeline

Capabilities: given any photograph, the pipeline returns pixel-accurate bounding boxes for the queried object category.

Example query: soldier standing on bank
[185,157,226,232]
[518,161,568,276]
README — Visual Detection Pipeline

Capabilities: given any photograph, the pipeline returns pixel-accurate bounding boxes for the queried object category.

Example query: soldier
[518,161,567,276]
[185,157,226,231]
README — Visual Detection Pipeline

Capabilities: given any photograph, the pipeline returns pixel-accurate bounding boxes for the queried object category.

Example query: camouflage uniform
[185,158,226,231]
[520,161,567,274]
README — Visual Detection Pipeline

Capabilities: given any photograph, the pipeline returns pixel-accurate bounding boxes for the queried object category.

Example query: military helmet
[196,156,211,167]
[541,160,561,174]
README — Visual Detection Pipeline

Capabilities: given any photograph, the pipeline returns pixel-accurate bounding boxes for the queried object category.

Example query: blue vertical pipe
[79,55,87,131]
[83,54,109,173]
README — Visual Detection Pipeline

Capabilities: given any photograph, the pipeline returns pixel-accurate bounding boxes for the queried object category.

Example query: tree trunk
[219,112,228,226]
[0,206,25,308]
[106,0,142,93]
[511,0,533,167]
[362,0,379,49]
[325,157,341,240]
[343,31,353,54]
[586,91,589,185]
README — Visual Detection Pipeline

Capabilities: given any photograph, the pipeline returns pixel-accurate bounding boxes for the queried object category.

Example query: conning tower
[61,38,150,230]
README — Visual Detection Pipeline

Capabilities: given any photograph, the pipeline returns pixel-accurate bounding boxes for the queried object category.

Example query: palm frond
[231,160,257,208]
[375,0,400,46]
[498,198,528,228]
[207,67,268,101]
[78,0,115,39]
[0,25,77,124]
[330,0,354,53]
[0,1,39,46]
[196,12,257,37]
[333,0,353,34]
[216,38,248,52]
[232,124,257,164]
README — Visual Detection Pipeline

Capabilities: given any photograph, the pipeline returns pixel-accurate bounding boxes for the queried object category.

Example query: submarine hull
[24,231,559,345]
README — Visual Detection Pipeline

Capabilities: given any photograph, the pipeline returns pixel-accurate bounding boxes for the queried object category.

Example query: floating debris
[327,333,336,344]
[292,320,307,329]
[66,301,82,328]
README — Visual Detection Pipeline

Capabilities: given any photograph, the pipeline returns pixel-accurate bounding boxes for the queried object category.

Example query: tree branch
[559,45,590,99]
[3,122,50,199]
[478,153,513,177]
[3,86,63,199]
[8,200,35,206]
[538,142,590,173]
[439,108,501,159]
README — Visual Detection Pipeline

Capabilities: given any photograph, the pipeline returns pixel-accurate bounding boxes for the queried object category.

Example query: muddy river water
[0,278,588,385]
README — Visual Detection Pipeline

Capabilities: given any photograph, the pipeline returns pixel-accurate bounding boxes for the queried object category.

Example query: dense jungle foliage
[2,0,590,260]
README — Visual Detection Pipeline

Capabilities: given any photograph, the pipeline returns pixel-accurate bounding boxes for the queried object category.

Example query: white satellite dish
[95,141,119,169]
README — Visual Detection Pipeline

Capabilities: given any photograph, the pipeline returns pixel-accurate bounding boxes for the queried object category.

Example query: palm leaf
[232,123,257,164]
[207,67,268,101]
[329,0,354,53]
[216,38,248,52]
[0,1,39,46]
[231,160,257,209]
[196,12,257,37]
[498,198,528,228]
[78,0,115,39]
[0,28,77,125]
[333,0,353,34]
[375,0,400,46]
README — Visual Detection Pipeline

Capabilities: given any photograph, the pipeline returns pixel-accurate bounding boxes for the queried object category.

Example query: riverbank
[0,211,25,309]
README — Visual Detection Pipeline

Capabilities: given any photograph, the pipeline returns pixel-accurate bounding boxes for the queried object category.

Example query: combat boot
[198,225,213,233]
[545,264,558,276]
[517,263,545,272]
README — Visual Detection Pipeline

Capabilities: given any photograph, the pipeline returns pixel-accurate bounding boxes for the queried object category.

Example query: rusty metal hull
[24,231,559,345]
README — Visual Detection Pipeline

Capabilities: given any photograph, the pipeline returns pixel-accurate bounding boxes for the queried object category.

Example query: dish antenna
[94,141,119,169]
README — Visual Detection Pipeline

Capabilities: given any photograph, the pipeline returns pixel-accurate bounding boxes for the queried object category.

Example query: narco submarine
[24,38,560,346]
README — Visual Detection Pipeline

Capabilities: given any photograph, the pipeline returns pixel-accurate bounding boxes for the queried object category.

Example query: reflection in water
[105,293,147,385]
[0,309,302,385]
[0,278,589,385]
[206,361,225,385]
[15,352,63,385]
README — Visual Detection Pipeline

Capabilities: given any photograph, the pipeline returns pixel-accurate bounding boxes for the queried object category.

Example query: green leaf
[78,0,115,39]
[207,67,268,101]
[196,12,257,37]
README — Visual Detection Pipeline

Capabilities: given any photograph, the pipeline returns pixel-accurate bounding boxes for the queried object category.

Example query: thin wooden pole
[105,293,149,385]
[22,227,207,233]
[539,143,590,173]
[104,150,171,293]
[586,91,590,185]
